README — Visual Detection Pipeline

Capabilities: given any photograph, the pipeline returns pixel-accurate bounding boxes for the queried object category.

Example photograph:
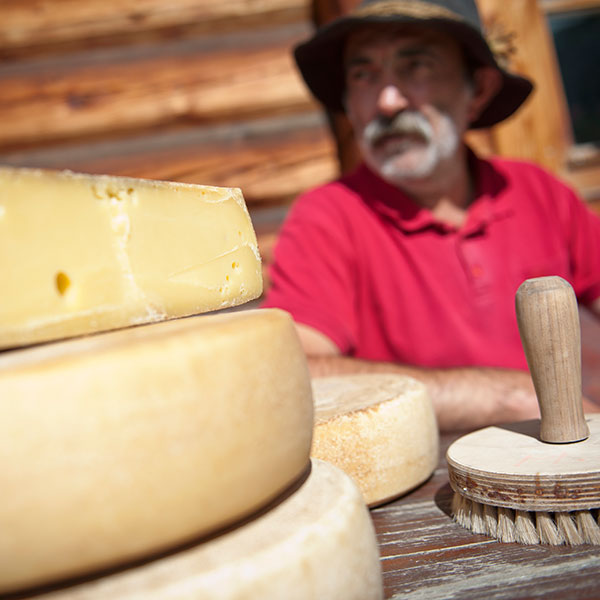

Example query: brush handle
[515,276,589,443]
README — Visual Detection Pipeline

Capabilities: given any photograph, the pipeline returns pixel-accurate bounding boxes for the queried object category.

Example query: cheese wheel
[0,308,313,594]
[311,374,439,506]
[28,460,383,600]
[0,166,262,349]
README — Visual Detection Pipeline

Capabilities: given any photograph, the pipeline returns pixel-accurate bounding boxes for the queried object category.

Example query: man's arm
[296,324,599,432]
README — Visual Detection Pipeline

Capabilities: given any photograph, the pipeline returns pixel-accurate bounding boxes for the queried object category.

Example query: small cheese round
[24,460,383,600]
[311,374,439,506]
[0,308,313,594]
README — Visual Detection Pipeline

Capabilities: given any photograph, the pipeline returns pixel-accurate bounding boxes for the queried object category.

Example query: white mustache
[363,112,433,146]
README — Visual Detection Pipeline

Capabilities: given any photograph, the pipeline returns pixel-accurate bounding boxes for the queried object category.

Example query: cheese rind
[311,374,439,506]
[0,308,313,594]
[29,460,383,600]
[0,166,262,349]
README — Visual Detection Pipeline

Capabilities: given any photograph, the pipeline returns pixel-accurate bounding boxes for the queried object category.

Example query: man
[262,0,600,430]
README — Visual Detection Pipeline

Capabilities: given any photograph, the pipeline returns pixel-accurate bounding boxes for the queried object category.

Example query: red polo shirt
[262,154,600,370]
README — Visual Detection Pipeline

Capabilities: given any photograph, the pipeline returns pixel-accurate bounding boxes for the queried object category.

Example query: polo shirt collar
[346,150,514,234]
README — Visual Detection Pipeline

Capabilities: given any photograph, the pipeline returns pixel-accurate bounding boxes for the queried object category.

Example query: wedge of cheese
[27,460,383,600]
[0,166,262,349]
[0,308,313,594]
[311,374,439,507]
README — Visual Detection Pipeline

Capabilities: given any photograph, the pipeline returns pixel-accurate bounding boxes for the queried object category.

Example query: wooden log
[0,0,310,58]
[476,0,600,205]
[0,24,316,149]
[312,0,360,24]
[477,0,569,174]
[0,112,337,207]
[310,0,360,174]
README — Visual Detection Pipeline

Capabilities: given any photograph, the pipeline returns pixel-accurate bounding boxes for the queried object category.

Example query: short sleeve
[261,190,358,353]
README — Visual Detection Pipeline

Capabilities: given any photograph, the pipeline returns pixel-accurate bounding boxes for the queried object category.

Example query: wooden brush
[447,276,600,545]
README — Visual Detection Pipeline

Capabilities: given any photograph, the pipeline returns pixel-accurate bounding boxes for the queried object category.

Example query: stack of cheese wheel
[0,167,383,599]
[311,374,439,507]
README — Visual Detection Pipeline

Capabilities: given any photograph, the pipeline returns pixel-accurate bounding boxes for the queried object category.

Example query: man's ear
[466,66,503,125]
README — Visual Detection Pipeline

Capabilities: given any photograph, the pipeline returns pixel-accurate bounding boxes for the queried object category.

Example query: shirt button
[471,265,484,278]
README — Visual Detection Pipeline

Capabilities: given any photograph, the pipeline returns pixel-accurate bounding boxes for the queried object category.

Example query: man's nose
[376,85,410,117]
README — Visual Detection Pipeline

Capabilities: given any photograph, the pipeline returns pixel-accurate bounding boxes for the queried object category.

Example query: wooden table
[371,432,600,599]
[372,306,600,599]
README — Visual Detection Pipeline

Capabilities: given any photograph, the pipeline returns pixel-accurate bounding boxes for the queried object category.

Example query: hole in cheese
[55,272,71,296]
[91,184,136,202]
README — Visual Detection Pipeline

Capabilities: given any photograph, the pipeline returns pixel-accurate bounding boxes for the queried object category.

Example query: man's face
[343,25,475,183]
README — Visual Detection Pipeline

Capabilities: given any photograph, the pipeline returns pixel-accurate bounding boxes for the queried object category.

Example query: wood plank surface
[0,112,336,206]
[0,24,315,148]
[373,432,600,599]
[477,0,571,175]
[0,0,309,58]
[374,325,600,598]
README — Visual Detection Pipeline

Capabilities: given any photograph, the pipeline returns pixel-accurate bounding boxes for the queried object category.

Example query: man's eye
[393,57,435,81]
[347,67,372,83]
[407,57,434,72]
[416,58,432,67]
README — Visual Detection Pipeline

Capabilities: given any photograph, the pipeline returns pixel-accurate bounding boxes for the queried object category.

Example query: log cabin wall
[1,0,598,300]
[0,0,339,293]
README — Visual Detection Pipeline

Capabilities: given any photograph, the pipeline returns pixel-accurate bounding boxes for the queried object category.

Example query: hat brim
[294,15,533,129]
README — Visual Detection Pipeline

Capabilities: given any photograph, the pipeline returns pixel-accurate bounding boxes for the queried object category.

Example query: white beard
[358,110,460,183]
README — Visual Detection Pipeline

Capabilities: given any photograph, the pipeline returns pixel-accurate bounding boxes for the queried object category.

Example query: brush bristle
[483,503,498,538]
[497,507,516,543]
[451,493,600,546]
[575,510,600,545]
[536,511,565,545]
[556,512,584,545]
[451,491,472,529]
[470,500,486,534]
[515,510,539,544]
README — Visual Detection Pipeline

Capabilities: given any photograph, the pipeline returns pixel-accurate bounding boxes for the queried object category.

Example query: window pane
[547,9,600,145]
